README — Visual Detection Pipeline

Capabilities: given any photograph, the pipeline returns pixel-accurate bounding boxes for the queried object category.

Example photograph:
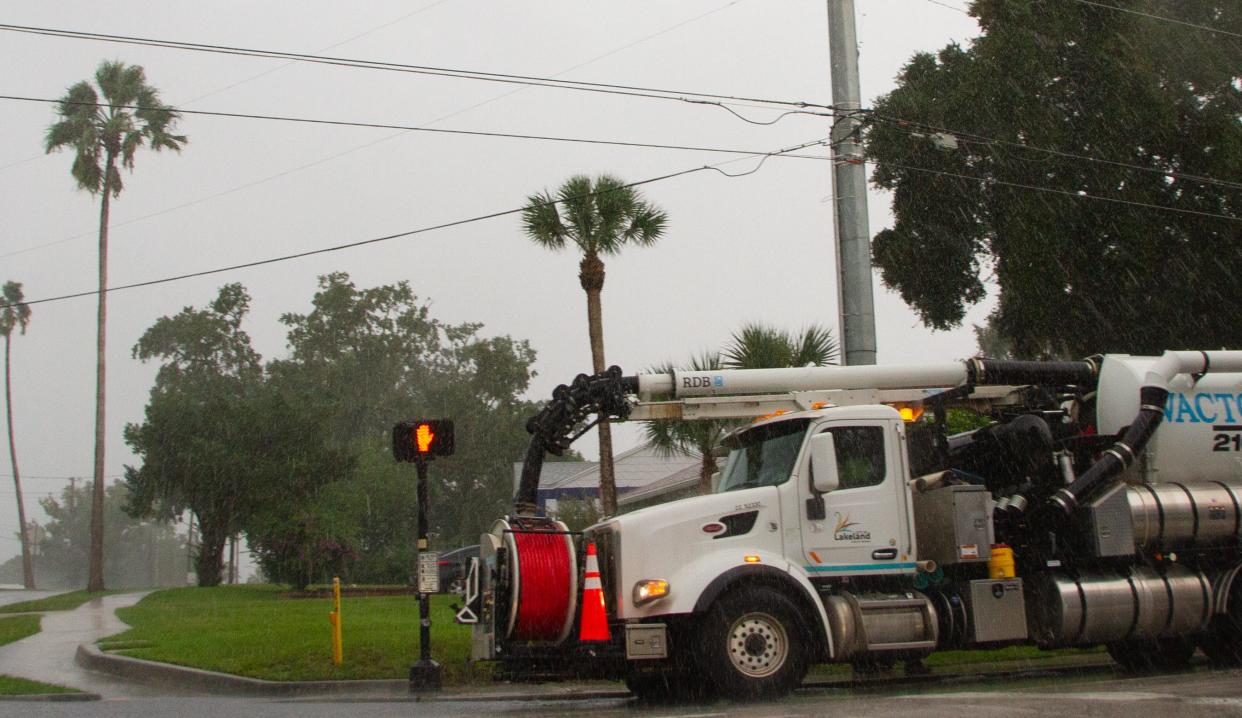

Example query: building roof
[617,462,703,507]
[547,442,699,492]
[514,442,699,497]
[512,460,597,496]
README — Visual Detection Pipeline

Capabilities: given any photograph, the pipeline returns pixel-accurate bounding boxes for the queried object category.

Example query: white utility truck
[457,351,1242,700]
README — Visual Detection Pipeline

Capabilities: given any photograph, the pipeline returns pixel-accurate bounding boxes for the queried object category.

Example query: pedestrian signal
[393,419,455,462]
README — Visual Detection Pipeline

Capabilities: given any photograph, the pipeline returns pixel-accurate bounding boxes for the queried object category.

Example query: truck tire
[1106,637,1195,672]
[700,585,809,700]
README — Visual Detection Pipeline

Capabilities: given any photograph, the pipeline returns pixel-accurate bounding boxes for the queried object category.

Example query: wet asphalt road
[6,666,1242,718]
[3,591,1241,716]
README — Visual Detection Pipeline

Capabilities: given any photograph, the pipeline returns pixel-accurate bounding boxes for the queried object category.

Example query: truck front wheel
[700,585,809,700]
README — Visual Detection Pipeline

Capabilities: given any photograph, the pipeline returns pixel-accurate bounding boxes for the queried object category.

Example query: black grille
[716,510,759,539]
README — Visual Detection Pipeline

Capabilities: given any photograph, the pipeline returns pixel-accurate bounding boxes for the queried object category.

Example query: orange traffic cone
[579,542,610,642]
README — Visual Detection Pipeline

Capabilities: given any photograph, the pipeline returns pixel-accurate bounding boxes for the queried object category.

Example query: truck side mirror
[808,432,840,494]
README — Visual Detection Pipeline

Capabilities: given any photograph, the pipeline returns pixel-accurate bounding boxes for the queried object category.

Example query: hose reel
[494,517,579,644]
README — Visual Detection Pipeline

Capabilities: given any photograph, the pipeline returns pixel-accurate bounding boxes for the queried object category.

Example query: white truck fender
[687,556,834,660]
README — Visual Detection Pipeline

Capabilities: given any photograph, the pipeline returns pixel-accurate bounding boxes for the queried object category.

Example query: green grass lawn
[0,615,41,646]
[109,585,483,684]
[0,614,80,695]
[0,675,77,696]
[925,643,1105,667]
[0,590,117,615]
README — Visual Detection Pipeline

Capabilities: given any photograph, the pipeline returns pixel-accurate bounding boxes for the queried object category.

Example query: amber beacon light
[393,419,455,462]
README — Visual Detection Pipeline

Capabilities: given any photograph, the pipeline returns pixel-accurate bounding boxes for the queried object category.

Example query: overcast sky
[0,0,986,562]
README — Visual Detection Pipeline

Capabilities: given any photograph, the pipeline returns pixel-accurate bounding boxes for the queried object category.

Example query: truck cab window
[825,426,886,490]
[718,419,811,493]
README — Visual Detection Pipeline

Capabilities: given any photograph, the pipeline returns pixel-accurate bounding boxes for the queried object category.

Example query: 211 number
[1213,433,1242,452]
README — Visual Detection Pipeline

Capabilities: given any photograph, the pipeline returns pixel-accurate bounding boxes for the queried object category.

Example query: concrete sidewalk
[0,589,59,608]
[0,591,183,698]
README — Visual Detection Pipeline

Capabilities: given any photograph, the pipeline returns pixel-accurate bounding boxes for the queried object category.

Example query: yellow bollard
[329,576,343,666]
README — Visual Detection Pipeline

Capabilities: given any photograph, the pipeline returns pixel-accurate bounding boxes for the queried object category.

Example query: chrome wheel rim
[726,611,788,678]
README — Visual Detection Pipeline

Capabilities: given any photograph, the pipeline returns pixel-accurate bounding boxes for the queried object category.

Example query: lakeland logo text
[833,512,871,542]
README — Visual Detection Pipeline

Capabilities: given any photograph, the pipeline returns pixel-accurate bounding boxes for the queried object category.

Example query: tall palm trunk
[87,149,115,592]
[5,334,35,588]
[580,254,617,516]
[698,451,716,496]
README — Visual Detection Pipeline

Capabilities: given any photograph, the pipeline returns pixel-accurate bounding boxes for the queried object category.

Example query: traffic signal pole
[409,458,441,691]
[393,419,453,693]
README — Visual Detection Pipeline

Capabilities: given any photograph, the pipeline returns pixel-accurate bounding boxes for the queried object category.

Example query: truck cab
[602,406,917,615]
[581,404,940,698]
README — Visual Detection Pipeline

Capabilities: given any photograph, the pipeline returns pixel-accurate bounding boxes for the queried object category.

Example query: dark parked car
[437,544,479,594]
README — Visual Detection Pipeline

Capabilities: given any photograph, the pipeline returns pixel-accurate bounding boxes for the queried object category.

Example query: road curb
[75,643,407,697]
[76,643,632,701]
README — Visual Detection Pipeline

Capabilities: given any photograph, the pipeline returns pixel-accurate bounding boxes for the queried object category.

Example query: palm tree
[643,352,731,495]
[522,174,667,516]
[1,282,34,588]
[722,323,839,369]
[46,61,186,591]
[644,323,838,496]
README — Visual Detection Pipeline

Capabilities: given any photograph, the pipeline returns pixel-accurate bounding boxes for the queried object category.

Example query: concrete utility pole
[827,0,877,366]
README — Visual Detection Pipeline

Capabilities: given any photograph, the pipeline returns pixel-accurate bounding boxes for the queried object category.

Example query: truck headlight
[632,579,670,607]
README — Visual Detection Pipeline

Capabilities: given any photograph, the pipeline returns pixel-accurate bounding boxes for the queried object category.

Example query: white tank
[1096,354,1242,484]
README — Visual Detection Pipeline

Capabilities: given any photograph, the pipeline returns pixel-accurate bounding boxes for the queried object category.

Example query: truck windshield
[717,419,810,493]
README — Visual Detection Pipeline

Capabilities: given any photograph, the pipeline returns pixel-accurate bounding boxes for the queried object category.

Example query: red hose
[512,531,573,641]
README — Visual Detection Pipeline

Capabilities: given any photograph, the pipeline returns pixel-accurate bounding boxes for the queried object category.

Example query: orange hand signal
[415,423,435,453]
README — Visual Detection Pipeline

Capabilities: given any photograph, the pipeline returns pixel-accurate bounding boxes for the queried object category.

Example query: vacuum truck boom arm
[513,356,1111,514]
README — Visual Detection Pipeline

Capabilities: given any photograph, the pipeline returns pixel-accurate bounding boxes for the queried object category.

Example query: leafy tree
[973,312,1015,359]
[45,61,186,591]
[125,284,351,586]
[865,0,1242,358]
[644,324,838,495]
[264,274,539,578]
[0,481,186,589]
[1,281,34,588]
[126,276,538,587]
[552,497,602,532]
[522,174,667,516]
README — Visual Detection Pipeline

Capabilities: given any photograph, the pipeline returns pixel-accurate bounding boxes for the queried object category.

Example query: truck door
[800,420,915,576]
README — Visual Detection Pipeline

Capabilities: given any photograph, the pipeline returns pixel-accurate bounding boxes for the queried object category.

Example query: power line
[0,2,454,172]
[0,95,828,260]
[0,23,837,116]
[883,160,1242,223]
[5,95,831,161]
[1065,0,1242,40]
[174,0,455,108]
[2,3,770,260]
[923,0,972,15]
[0,138,832,311]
